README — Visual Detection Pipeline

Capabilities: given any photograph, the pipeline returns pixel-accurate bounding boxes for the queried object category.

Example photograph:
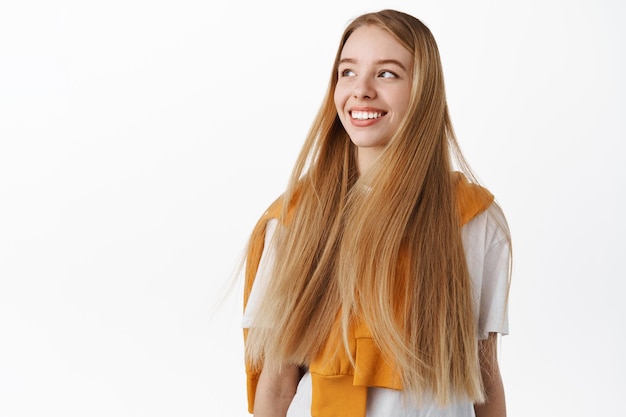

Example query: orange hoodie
[243,172,494,417]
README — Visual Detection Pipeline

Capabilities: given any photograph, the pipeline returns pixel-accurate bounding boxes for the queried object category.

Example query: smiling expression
[334,25,414,172]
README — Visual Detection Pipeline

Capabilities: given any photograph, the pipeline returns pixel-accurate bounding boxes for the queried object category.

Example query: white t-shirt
[243,203,511,417]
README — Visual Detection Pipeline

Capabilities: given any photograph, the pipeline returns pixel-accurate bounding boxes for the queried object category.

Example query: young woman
[242,9,511,417]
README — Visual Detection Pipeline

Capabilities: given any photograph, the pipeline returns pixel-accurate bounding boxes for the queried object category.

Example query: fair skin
[253,364,300,417]
[334,25,413,174]
[254,24,506,417]
[474,333,507,417]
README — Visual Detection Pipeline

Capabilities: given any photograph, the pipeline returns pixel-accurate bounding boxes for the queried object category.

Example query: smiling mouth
[351,111,384,120]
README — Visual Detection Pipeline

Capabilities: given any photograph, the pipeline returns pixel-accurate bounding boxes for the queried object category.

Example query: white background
[1,0,624,416]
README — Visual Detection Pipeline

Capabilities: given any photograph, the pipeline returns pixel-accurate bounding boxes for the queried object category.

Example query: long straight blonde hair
[246,9,491,404]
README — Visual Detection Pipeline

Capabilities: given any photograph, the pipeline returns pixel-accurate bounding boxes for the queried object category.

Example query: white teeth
[351,111,382,120]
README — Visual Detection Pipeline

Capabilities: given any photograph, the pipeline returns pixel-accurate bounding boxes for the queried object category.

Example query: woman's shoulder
[452,171,494,226]
[462,201,510,251]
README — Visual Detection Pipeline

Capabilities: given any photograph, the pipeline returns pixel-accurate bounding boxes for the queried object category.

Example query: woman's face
[334,25,413,171]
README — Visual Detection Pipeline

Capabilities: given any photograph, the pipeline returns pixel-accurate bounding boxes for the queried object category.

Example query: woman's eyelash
[341,69,356,77]
[379,70,398,78]
[339,69,398,78]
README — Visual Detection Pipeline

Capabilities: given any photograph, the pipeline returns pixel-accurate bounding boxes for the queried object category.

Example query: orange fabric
[243,172,494,416]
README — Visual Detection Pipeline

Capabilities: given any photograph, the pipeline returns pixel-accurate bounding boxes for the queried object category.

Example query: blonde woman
[242,9,511,417]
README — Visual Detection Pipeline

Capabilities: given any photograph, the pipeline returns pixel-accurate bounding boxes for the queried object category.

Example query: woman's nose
[353,78,376,99]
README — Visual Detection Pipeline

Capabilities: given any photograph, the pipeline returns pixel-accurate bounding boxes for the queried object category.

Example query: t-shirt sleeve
[242,219,278,328]
[462,203,511,340]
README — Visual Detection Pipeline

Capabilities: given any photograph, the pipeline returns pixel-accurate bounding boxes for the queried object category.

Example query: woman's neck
[356,146,385,175]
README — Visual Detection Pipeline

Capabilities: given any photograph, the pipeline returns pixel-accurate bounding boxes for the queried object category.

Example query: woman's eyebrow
[338,58,407,72]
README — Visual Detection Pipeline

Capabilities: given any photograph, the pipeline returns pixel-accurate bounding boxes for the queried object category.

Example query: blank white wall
[1,1,624,416]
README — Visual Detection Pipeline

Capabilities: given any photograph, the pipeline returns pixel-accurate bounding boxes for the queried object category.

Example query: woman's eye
[379,71,397,79]
[341,69,356,77]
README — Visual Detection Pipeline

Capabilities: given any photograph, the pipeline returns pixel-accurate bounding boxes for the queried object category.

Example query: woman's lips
[349,110,387,126]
